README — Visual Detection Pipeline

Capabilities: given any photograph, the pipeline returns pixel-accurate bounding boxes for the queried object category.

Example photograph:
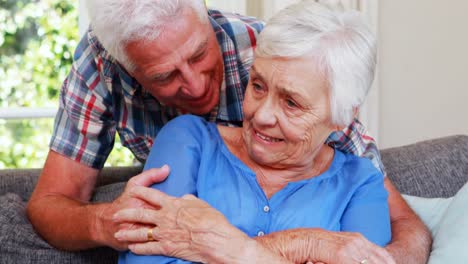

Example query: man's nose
[179,64,205,98]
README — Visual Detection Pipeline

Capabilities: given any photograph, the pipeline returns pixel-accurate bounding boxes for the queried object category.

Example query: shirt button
[257,231,265,237]
[263,205,270,213]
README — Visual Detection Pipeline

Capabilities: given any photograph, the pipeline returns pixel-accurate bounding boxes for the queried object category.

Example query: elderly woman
[114,1,393,263]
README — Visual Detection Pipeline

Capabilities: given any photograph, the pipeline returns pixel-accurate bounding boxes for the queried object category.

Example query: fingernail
[114,231,122,240]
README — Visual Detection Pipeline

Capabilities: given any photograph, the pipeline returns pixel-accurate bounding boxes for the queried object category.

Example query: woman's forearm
[255,228,319,263]
[255,228,395,264]
[207,238,292,264]
[239,239,293,264]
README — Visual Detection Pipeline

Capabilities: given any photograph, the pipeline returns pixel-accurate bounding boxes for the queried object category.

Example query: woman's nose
[254,99,277,127]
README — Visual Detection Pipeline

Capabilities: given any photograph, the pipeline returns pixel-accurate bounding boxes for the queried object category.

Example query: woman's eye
[286,98,298,108]
[252,83,263,92]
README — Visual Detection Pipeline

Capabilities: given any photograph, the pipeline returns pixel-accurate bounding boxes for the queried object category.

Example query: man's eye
[191,51,206,63]
[153,73,173,84]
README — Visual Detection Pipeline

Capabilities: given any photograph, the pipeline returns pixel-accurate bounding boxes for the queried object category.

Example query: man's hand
[93,166,170,250]
[27,150,170,250]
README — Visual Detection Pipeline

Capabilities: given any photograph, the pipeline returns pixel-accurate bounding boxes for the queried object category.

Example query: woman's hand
[112,186,256,263]
[112,187,393,264]
[308,230,395,264]
[257,228,395,264]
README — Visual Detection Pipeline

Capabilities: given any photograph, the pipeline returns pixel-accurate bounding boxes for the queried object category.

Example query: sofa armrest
[382,135,468,198]
[0,166,142,202]
[95,166,142,186]
[0,168,41,201]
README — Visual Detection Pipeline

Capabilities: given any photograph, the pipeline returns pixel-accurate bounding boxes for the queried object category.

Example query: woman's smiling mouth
[254,130,283,143]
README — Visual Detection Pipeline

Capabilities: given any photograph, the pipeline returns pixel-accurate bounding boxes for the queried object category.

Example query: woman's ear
[353,107,359,119]
[331,107,359,132]
[328,121,345,132]
[333,124,346,132]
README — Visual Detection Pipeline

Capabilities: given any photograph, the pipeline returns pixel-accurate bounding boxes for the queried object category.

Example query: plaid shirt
[50,9,385,174]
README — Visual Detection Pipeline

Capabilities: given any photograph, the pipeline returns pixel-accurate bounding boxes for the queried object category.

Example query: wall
[378,0,468,148]
[78,0,88,36]
[208,0,246,14]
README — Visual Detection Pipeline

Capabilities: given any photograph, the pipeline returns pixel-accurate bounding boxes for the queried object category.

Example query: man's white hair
[256,0,377,126]
[85,0,208,71]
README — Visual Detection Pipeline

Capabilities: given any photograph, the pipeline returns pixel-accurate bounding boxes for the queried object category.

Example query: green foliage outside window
[0,0,134,169]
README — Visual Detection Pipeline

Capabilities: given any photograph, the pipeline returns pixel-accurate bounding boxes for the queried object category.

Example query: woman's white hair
[256,0,377,126]
[85,0,208,71]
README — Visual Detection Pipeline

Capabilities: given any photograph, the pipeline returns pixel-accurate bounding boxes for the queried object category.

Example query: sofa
[0,135,467,264]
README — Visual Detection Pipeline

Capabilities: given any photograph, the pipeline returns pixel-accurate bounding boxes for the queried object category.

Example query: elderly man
[24,0,430,263]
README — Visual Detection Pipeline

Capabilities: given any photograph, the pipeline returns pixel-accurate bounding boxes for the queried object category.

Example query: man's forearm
[384,178,432,264]
[385,216,432,264]
[27,195,107,250]
[26,150,106,250]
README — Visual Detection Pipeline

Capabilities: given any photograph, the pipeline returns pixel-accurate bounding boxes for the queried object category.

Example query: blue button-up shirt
[119,115,391,264]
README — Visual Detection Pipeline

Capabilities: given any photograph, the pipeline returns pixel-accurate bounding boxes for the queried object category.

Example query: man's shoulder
[208,9,264,35]
[74,27,119,69]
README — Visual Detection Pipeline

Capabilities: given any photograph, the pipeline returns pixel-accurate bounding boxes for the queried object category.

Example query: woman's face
[242,56,337,168]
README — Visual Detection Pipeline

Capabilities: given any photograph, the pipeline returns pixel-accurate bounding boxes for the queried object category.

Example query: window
[0,0,133,168]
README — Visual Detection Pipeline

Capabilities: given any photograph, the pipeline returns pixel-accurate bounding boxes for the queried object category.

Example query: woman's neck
[252,146,334,199]
[217,125,334,199]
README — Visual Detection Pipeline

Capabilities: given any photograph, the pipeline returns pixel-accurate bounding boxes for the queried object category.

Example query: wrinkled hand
[257,228,395,264]
[94,166,170,250]
[310,230,395,264]
[113,186,251,263]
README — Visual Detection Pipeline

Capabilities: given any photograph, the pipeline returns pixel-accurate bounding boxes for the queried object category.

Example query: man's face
[125,9,224,115]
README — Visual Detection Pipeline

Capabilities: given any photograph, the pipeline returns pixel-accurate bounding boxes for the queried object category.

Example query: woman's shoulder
[158,114,218,142]
[167,114,206,126]
[164,114,213,132]
[335,150,384,183]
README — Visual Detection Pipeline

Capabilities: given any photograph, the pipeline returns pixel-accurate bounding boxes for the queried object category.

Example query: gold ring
[146,228,155,241]
[360,259,368,264]
[147,225,159,242]
[147,227,155,241]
